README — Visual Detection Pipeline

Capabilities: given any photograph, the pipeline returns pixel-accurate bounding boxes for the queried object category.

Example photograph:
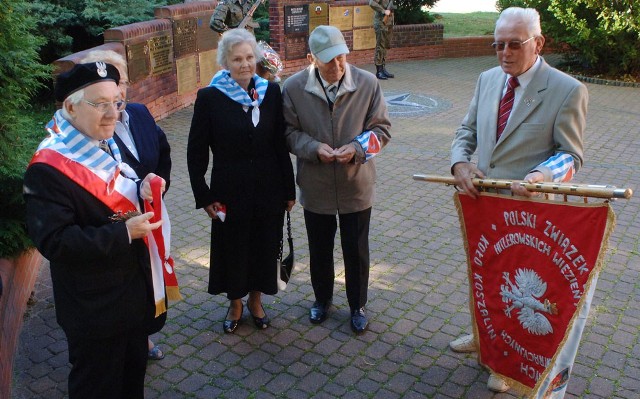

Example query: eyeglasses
[491,36,536,51]
[119,80,131,88]
[83,99,127,113]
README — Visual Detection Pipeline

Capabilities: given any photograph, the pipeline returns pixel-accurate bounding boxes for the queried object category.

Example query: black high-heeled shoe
[223,303,242,333]
[248,303,270,329]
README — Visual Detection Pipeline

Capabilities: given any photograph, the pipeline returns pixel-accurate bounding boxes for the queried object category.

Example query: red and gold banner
[455,192,615,396]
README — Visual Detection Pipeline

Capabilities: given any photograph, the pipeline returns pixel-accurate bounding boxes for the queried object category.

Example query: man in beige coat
[449,7,588,397]
[283,26,391,334]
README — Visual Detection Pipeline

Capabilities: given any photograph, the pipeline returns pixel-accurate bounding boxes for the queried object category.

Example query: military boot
[382,64,395,78]
[375,65,387,80]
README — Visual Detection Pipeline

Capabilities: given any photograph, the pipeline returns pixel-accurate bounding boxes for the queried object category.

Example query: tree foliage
[31,0,184,64]
[253,0,271,43]
[497,0,640,77]
[0,0,52,258]
[395,0,438,25]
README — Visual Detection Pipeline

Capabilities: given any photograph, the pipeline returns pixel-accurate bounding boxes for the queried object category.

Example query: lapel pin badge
[524,97,534,106]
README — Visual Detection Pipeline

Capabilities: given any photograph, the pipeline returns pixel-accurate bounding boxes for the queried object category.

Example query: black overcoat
[24,164,157,340]
[187,81,296,297]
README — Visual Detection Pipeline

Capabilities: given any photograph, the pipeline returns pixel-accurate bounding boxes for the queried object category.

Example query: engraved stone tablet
[353,6,374,28]
[199,49,218,86]
[353,28,376,50]
[329,6,353,31]
[284,5,309,34]
[309,3,329,33]
[148,35,174,76]
[196,14,217,51]
[126,42,150,84]
[176,55,198,95]
[285,35,308,60]
[173,18,197,58]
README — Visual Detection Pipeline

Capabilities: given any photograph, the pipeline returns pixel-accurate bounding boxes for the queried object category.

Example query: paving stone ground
[12,55,640,399]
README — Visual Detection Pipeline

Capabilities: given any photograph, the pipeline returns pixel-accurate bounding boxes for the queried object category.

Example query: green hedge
[395,0,437,25]
[0,0,52,258]
[497,0,640,78]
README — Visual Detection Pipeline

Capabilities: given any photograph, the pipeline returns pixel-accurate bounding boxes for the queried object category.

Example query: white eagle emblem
[500,268,558,336]
[96,62,108,78]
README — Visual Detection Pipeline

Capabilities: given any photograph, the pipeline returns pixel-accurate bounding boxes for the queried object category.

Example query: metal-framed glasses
[491,36,536,51]
[83,99,127,113]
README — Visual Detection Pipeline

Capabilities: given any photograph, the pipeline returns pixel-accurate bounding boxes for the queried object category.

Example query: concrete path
[12,55,640,398]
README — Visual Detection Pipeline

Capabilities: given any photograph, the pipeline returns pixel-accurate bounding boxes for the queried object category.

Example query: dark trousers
[66,327,148,399]
[304,208,371,311]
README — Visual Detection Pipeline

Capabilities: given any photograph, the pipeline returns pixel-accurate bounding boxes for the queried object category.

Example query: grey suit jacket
[451,57,588,181]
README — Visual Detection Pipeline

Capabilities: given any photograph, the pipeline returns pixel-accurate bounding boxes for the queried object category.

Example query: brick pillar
[269,0,285,56]
[0,249,43,399]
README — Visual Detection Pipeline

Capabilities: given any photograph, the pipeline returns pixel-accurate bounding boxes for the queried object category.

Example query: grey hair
[60,89,84,120]
[216,28,261,69]
[495,7,542,37]
[80,50,129,81]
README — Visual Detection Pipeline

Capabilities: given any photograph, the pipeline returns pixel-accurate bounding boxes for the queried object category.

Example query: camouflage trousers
[374,26,392,65]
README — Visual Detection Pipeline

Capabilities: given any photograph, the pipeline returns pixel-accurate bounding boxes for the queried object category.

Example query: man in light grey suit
[448,7,589,397]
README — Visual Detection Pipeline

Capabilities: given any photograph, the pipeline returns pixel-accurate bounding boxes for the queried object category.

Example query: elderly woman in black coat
[187,28,296,333]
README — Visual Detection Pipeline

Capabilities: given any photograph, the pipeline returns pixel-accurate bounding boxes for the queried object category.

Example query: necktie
[99,140,113,158]
[496,76,520,139]
[327,85,337,103]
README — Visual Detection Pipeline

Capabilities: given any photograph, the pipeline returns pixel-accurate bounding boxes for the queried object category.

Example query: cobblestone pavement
[12,55,640,399]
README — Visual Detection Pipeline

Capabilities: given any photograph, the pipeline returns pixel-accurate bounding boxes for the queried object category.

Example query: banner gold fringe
[166,286,183,302]
[155,299,167,318]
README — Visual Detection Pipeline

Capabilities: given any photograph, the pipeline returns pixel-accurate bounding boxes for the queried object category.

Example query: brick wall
[268,0,491,76]
[0,250,42,399]
[54,1,218,121]
[442,36,495,58]
[51,1,498,120]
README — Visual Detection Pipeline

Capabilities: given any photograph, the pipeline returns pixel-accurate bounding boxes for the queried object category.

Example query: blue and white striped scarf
[209,70,268,127]
[40,110,138,182]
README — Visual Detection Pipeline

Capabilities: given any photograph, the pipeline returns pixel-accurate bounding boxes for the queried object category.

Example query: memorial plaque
[173,18,197,58]
[353,28,376,50]
[284,5,309,34]
[329,6,353,31]
[353,5,374,28]
[126,42,150,83]
[196,14,217,51]
[309,3,329,33]
[148,35,174,76]
[176,55,198,95]
[285,35,308,61]
[199,49,218,86]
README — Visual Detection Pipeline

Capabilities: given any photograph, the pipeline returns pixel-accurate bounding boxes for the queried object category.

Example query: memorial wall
[271,0,448,75]
[53,0,489,121]
[54,1,219,120]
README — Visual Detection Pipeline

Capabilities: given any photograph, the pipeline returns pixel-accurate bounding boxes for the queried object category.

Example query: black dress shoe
[248,303,270,329]
[350,308,368,334]
[309,300,331,324]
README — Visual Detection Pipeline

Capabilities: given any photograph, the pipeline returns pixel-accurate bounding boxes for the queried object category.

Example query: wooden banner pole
[413,174,633,200]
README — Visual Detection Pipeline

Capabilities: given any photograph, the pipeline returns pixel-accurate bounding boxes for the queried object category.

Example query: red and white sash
[30,111,181,317]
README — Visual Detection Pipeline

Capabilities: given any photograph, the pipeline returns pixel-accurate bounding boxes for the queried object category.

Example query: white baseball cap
[309,25,350,63]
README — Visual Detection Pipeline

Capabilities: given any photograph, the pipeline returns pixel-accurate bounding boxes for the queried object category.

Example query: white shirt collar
[115,110,139,161]
[506,56,541,91]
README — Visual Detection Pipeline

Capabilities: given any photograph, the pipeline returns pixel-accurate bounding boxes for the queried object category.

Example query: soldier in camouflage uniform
[209,0,260,35]
[369,0,396,79]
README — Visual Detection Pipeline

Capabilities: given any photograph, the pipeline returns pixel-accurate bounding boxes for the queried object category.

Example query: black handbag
[277,211,294,290]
